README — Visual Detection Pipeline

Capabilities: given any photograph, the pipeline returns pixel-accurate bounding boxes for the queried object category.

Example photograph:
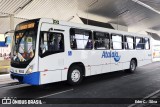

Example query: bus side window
[111,34,123,50]
[48,33,64,52]
[144,38,150,50]
[40,32,48,54]
[39,32,64,57]
[70,36,77,49]
[70,28,92,50]
[136,37,144,50]
[94,32,110,50]
[59,36,64,50]
[125,36,134,50]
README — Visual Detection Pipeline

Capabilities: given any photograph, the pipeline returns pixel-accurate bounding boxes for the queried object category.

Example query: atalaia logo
[102,51,121,62]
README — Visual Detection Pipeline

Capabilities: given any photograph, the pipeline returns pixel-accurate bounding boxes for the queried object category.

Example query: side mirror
[5,37,7,44]
[4,37,8,47]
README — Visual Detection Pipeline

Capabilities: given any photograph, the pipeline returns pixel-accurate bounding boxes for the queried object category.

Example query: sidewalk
[0,60,17,84]
[0,74,17,84]
[0,60,10,75]
[0,60,10,66]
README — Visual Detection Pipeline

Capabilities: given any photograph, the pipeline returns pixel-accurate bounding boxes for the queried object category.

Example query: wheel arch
[68,62,85,76]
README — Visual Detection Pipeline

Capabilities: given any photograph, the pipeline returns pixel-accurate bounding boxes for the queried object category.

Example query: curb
[0,74,10,78]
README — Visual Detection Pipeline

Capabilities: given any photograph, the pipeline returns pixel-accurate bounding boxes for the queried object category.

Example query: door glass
[39,32,64,57]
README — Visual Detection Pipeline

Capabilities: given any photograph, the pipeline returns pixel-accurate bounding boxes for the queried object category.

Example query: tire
[67,65,83,85]
[127,59,137,73]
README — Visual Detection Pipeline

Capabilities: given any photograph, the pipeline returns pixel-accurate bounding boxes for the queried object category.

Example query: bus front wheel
[67,65,83,85]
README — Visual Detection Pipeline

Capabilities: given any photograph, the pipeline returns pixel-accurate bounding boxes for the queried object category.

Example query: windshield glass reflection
[12,30,36,63]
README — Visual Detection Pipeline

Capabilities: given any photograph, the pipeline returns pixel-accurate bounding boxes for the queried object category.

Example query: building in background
[0,34,11,60]
[152,39,160,62]
[136,30,160,62]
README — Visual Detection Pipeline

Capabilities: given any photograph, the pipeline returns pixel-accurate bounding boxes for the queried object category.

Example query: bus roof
[39,18,150,38]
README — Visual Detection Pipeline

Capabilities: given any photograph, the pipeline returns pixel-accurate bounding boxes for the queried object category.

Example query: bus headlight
[26,65,33,74]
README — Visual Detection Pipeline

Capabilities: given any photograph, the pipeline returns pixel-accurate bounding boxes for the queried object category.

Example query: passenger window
[144,38,150,50]
[136,37,144,50]
[125,36,134,49]
[94,32,110,50]
[70,28,92,50]
[39,32,64,57]
[111,34,123,50]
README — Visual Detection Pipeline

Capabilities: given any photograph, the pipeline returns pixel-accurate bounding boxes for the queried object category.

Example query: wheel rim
[131,61,136,71]
[71,69,81,82]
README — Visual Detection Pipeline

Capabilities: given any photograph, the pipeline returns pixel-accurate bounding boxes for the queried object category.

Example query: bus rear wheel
[128,59,137,73]
[67,65,83,85]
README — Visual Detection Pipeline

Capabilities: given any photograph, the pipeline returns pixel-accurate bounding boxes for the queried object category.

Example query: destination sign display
[16,22,35,31]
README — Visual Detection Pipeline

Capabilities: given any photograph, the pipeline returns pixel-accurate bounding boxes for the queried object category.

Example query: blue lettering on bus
[102,51,121,62]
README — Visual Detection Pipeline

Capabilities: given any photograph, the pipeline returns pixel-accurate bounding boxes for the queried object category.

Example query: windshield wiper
[16,30,28,50]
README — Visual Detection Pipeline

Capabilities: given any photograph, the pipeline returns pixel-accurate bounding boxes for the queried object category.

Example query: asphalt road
[1,62,160,107]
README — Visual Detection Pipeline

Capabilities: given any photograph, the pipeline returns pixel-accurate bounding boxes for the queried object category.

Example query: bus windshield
[11,19,39,68]
[12,30,37,63]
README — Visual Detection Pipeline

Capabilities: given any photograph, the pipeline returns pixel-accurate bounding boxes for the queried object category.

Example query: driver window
[39,32,64,57]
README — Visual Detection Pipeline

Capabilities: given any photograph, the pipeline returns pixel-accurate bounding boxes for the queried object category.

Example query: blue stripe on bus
[10,72,40,85]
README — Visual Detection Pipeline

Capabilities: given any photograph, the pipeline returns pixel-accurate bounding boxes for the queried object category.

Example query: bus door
[38,23,67,84]
[110,34,123,72]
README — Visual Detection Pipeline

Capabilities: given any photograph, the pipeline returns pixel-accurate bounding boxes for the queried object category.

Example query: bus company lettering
[102,51,121,62]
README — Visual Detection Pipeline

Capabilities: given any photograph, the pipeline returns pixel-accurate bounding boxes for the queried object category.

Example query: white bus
[10,18,152,85]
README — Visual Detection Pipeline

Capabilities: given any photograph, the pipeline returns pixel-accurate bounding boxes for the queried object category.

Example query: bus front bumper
[10,72,40,85]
